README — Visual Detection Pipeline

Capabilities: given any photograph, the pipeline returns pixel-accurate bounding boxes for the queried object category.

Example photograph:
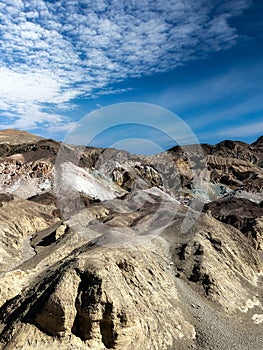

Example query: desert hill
[0,130,262,349]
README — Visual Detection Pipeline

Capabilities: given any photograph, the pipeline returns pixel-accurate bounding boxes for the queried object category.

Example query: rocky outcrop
[204,197,263,250]
[168,136,263,196]
[205,138,263,166]
[92,148,163,191]
[0,247,196,350]
[0,158,54,198]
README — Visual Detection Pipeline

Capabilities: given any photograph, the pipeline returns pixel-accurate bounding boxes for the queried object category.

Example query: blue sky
[0,0,262,153]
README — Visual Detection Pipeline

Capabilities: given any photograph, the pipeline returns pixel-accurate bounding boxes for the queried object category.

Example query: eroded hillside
[0,130,262,350]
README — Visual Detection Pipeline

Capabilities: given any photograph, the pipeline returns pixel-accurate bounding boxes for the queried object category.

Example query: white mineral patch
[252,314,263,324]
[239,297,261,312]
[38,179,51,191]
[60,162,122,201]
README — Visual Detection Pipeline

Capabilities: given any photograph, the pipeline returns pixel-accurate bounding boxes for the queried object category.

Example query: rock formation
[0,130,262,349]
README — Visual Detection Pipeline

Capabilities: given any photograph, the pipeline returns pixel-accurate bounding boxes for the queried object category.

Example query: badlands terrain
[0,129,262,349]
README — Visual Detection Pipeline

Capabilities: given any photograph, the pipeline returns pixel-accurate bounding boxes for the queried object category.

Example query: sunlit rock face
[0,130,262,350]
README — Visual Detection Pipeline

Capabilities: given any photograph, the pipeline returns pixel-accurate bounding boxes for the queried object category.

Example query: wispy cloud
[150,60,263,133]
[162,59,262,103]
[217,121,263,138]
[0,0,251,131]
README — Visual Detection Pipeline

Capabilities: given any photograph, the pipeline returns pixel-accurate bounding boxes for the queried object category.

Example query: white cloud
[0,0,252,131]
[0,67,63,103]
[47,122,79,133]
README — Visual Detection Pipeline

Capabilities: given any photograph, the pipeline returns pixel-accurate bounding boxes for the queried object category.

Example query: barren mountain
[0,130,262,350]
[0,129,43,145]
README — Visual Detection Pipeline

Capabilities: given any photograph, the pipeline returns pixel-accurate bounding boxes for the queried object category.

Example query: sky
[0,0,262,154]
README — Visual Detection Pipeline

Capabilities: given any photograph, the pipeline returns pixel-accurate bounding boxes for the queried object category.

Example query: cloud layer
[0,0,251,131]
